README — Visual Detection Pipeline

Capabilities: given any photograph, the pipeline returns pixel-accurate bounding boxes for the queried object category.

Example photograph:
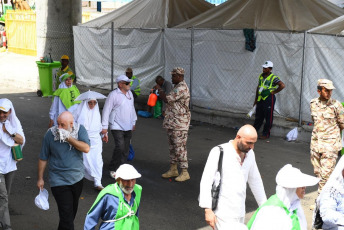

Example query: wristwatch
[10,133,16,138]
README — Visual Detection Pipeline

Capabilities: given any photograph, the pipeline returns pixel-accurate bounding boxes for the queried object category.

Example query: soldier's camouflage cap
[171,67,185,75]
[318,79,335,90]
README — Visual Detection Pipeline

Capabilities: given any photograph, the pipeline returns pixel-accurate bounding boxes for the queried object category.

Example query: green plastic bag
[154,100,162,118]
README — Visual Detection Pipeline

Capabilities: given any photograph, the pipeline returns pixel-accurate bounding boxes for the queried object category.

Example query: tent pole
[298,31,307,127]
[111,22,114,91]
[190,27,194,110]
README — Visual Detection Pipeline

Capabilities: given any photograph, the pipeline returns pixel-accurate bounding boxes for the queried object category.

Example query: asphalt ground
[0,86,319,230]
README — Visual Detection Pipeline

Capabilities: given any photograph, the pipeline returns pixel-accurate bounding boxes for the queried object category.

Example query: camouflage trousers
[310,149,338,193]
[166,129,188,169]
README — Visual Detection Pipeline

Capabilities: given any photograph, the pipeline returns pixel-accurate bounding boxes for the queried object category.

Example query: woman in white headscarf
[318,156,344,229]
[49,73,81,127]
[0,98,25,229]
[73,98,104,190]
[247,164,319,230]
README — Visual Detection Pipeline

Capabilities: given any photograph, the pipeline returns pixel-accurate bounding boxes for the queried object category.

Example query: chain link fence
[73,25,344,124]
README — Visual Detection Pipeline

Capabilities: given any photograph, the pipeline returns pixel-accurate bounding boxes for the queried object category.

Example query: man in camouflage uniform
[156,67,191,182]
[310,79,344,193]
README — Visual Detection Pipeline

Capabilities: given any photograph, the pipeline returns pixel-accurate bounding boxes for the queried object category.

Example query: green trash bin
[36,61,61,97]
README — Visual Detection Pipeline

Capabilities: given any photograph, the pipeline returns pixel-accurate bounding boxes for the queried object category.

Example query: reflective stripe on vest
[88,183,142,230]
[257,73,278,101]
[246,194,301,230]
[130,75,141,96]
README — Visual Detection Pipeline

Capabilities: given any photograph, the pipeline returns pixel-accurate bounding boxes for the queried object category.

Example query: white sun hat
[276,164,319,188]
[115,164,141,180]
[34,188,49,210]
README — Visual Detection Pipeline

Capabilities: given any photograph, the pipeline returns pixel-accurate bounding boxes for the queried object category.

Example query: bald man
[199,125,267,230]
[37,111,90,230]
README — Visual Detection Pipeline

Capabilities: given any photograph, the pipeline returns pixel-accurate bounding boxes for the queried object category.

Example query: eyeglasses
[120,81,130,85]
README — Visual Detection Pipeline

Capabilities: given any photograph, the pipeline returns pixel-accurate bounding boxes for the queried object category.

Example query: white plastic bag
[246,105,257,118]
[286,127,298,142]
[35,188,49,210]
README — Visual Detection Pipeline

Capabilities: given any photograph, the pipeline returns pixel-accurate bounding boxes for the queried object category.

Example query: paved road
[1,88,317,230]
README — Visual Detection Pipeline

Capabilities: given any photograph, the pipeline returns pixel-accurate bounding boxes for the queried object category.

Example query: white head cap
[276,164,319,188]
[116,75,133,83]
[115,164,141,180]
[262,61,273,68]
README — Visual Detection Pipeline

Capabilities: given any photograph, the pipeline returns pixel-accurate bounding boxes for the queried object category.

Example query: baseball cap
[170,67,185,75]
[276,164,319,188]
[115,164,142,180]
[116,75,133,83]
[262,61,273,68]
[0,98,12,112]
[317,79,335,90]
[61,55,69,60]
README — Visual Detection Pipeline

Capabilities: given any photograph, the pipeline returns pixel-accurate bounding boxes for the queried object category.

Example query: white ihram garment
[74,99,103,187]
[199,141,267,229]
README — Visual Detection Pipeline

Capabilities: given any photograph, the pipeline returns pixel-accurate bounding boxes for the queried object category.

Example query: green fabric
[130,75,141,96]
[257,74,279,101]
[247,195,301,230]
[53,85,81,109]
[88,183,142,230]
[154,100,162,118]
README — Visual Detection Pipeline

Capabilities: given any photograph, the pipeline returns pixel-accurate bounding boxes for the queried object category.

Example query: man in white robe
[199,124,267,230]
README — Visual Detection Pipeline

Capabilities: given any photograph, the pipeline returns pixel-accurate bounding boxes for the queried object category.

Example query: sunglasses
[121,81,130,85]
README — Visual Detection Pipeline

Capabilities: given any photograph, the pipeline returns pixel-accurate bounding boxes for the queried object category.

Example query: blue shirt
[84,189,139,230]
[39,125,90,187]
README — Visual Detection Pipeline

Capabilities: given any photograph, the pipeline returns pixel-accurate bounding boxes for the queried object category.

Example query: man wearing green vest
[253,61,285,140]
[126,67,141,99]
[247,164,319,230]
[84,164,142,230]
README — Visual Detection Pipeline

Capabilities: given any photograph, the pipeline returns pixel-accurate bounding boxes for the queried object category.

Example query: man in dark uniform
[253,61,285,140]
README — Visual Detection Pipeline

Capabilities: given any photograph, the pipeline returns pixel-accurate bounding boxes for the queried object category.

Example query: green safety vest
[257,73,279,101]
[88,183,142,230]
[130,75,141,96]
[53,85,81,109]
[247,195,301,230]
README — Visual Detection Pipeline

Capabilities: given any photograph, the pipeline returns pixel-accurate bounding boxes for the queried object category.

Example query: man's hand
[132,125,136,131]
[101,129,108,143]
[205,208,217,230]
[48,119,54,128]
[37,178,44,191]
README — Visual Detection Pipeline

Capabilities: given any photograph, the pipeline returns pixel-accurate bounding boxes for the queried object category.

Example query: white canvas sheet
[73,26,165,93]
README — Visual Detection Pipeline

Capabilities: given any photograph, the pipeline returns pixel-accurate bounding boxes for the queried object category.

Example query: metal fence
[74,25,344,125]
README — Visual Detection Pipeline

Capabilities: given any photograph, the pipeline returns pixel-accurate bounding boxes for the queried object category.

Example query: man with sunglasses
[156,67,191,182]
[101,75,137,179]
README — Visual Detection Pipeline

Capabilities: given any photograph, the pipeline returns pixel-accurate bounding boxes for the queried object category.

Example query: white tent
[308,15,344,35]
[81,0,214,28]
[74,0,214,91]
[176,0,344,31]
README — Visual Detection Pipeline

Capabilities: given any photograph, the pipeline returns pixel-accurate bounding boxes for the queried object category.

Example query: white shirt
[249,204,307,230]
[102,88,137,131]
[49,96,79,125]
[0,120,25,174]
[199,141,267,219]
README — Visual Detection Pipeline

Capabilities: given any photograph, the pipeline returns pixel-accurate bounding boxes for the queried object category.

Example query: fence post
[189,27,194,110]
[298,31,307,127]
[111,22,114,91]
